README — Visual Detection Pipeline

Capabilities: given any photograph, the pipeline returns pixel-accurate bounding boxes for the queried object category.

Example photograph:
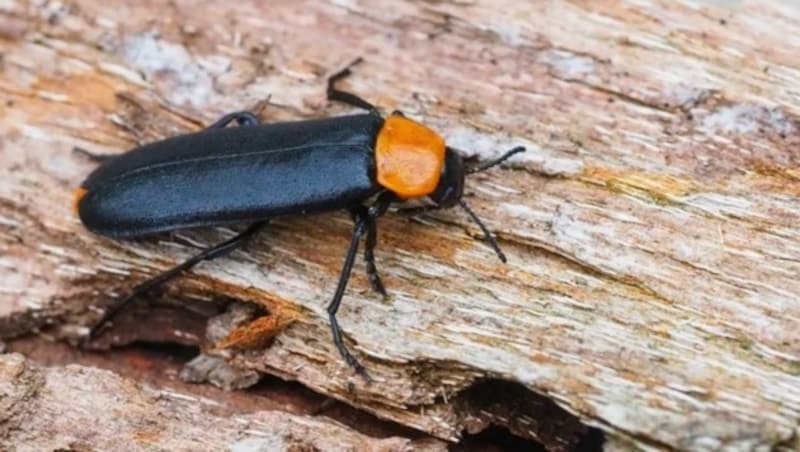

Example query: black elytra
[74,59,525,379]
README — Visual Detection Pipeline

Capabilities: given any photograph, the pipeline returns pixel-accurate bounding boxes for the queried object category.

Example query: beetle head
[428,147,465,208]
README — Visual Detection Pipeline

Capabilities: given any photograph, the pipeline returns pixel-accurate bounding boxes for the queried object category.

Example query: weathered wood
[1,0,799,450]
[0,353,444,451]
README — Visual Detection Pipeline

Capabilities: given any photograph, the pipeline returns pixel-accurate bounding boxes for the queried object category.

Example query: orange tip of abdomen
[72,187,87,216]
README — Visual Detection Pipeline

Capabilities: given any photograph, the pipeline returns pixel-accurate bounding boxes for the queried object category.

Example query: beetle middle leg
[87,221,269,341]
[362,192,394,297]
[363,217,387,297]
[327,58,378,113]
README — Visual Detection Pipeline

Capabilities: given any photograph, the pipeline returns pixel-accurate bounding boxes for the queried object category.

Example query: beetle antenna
[466,146,526,174]
[458,199,507,263]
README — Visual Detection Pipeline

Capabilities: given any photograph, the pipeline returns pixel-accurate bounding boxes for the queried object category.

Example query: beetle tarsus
[329,311,373,382]
[86,221,269,342]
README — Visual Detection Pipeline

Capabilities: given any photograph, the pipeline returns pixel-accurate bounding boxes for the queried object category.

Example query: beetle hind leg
[86,221,269,342]
[361,192,394,297]
[73,147,118,162]
[207,111,261,129]
[73,111,261,165]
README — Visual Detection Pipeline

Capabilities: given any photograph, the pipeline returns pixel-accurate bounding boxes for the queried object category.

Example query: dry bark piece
[0,353,445,452]
[180,354,262,391]
[216,312,297,351]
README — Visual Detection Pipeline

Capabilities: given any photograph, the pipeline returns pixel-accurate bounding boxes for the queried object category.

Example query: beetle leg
[368,191,396,218]
[73,113,261,165]
[363,217,387,297]
[73,147,119,162]
[327,212,372,380]
[327,58,378,113]
[207,111,261,129]
[87,221,269,341]
[395,204,442,217]
[362,192,395,297]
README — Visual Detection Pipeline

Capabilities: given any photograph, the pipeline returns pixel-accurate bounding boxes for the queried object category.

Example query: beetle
[74,59,525,378]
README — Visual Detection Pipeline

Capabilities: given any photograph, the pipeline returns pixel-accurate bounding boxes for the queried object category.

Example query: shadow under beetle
[74,59,525,379]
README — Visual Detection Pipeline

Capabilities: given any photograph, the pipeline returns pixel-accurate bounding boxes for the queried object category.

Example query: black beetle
[74,59,525,377]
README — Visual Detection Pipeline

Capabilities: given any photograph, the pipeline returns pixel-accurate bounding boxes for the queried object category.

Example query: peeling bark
[1,0,799,450]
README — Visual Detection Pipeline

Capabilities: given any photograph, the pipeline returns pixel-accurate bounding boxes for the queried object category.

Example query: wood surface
[0,353,445,451]
[1,0,799,450]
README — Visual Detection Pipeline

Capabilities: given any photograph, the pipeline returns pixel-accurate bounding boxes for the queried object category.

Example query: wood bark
[0,353,445,451]
[1,0,799,450]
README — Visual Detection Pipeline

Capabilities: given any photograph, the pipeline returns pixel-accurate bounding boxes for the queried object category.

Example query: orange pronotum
[375,114,445,198]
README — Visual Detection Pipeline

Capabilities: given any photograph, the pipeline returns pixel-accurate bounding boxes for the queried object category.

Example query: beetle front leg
[329,192,395,376]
